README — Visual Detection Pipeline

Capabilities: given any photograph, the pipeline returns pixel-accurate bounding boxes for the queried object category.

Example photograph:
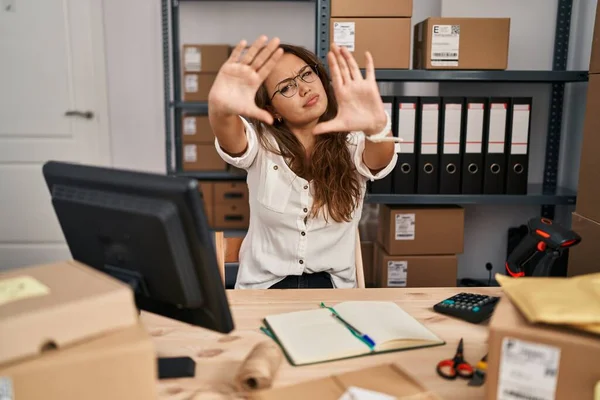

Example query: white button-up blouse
[214,116,397,289]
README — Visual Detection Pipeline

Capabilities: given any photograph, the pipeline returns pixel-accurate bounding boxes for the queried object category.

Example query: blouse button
[303,208,308,213]
[301,231,306,236]
[273,165,278,170]
[299,260,304,264]
[303,185,308,190]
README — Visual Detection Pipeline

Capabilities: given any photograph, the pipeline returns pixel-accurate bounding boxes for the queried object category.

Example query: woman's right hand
[208,36,283,125]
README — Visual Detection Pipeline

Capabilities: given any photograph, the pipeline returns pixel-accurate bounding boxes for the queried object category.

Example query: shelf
[174,102,208,112]
[365,185,576,205]
[176,170,247,181]
[369,70,588,83]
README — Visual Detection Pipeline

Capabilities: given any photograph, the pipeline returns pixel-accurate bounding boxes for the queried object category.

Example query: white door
[0,0,111,270]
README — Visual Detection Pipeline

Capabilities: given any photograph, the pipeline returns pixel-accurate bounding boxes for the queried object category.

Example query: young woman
[208,36,399,289]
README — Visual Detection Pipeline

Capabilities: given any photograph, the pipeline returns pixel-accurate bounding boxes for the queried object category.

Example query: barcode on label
[433,52,458,57]
[389,281,406,286]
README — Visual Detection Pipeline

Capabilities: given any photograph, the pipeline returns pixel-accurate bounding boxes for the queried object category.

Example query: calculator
[433,293,500,324]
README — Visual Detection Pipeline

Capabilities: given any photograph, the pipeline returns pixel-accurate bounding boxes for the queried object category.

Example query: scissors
[468,354,488,387]
[436,338,474,380]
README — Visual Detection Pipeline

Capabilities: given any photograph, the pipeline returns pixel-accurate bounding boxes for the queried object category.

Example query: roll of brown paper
[235,340,283,392]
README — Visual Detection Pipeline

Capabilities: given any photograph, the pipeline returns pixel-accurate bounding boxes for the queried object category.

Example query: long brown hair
[249,44,362,223]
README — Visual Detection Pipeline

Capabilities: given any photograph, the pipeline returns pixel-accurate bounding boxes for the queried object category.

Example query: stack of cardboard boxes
[181,44,230,172]
[372,205,464,288]
[567,5,600,277]
[200,181,250,230]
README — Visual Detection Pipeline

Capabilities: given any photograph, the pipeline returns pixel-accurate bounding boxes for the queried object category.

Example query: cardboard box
[331,0,412,17]
[377,205,464,255]
[330,18,411,69]
[251,363,440,400]
[0,261,156,399]
[575,74,600,221]
[360,241,376,287]
[590,4,600,74]
[182,143,227,171]
[0,323,157,400]
[567,212,600,277]
[199,182,215,227]
[486,297,600,400]
[413,17,510,70]
[182,44,230,73]
[214,182,249,204]
[182,115,214,143]
[373,245,457,288]
[214,202,250,230]
[0,260,138,366]
[183,73,216,102]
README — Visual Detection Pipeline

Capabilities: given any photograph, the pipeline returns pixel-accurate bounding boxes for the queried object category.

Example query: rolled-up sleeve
[351,132,397,181]
[214,116,260,170]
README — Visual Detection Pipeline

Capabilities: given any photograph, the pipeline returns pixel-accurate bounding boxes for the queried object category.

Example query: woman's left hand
[313,44,388,136]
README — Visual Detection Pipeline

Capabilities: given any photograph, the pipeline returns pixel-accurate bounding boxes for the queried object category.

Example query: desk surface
[141,287,502,400]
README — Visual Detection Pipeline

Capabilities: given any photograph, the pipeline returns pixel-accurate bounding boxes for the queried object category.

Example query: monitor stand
[158,357,196,379]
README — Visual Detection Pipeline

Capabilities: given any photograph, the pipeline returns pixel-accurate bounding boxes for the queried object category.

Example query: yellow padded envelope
[496,272,600,335]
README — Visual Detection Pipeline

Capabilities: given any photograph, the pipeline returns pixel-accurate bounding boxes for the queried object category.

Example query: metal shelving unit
[163,0,587,210]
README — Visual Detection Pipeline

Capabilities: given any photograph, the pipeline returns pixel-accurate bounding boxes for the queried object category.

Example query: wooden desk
[141,287,502,400]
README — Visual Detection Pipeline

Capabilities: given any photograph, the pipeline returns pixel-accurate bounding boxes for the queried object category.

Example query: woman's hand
[313,44,388,136]
[208,36,283,124]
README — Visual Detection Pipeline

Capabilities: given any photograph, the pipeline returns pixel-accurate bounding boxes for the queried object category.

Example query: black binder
[506,98,532,194]
[369,97,395,194]
[439,97,464,194]
[393,96,419,194]
[483,98,510,194]
[461,98,487,194]
[417,97,441,194]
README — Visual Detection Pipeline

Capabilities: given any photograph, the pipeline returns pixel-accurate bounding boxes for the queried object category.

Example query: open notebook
[262,301,445,366]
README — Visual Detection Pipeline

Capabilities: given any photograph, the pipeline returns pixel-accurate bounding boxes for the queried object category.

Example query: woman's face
[264,53,328,127]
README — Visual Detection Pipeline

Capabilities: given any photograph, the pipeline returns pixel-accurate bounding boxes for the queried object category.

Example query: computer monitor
[42,161,234,337]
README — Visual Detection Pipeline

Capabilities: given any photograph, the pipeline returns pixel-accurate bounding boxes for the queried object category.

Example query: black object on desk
[43,161,235,379]
[433,293,500,324]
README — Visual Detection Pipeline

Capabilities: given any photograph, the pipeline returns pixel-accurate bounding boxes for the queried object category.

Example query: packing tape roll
[235,340,283,392]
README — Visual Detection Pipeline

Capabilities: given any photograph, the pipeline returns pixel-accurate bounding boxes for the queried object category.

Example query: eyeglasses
[270,64,319,100]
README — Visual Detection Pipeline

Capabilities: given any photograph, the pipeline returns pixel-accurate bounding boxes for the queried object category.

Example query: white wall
[102,0,166,174]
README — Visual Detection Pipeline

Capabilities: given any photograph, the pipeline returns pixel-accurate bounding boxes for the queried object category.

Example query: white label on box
[431,25,460,67]
[443,103,462,154]
[338,386,395,400]
[387,261,407,287]
[421,104,439,155]
[0,377,13,400]
[395,213,415,240]
[511,104,530,155]
[465,103,484,153]
[184,144,197,162]
[398,103,416,154]
[184,47,202,72]
[497,337,560,400]
[183,117,197,135]
[185,74,198,93]
[333,22,355,52]
[488,103,507,153]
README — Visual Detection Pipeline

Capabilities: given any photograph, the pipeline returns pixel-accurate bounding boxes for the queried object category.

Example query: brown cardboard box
[182,115,214,143]
[575,74,600,221]
[377,205,464,255]
[486,297,600,400]
[199,182,215,226]
[331,0,412,17]
[374,244,457,288]
[330,18,411,69]
[567,212,600,277]
[214,202,250,229]
[183,73,216,102]
[0,260,138,366]
[182,143,227,171]
[413,17,510,70]
[0,323,157,400]
[360,241,376,287]
[590,4,600,73]
[251,363,440,400]
[182,44,230,73]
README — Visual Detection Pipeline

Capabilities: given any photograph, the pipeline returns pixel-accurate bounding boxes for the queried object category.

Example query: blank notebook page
[333,301,442,347]
[265,308,370,365]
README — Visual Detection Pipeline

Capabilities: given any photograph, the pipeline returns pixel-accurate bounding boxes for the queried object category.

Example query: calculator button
[473,307,480,312]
